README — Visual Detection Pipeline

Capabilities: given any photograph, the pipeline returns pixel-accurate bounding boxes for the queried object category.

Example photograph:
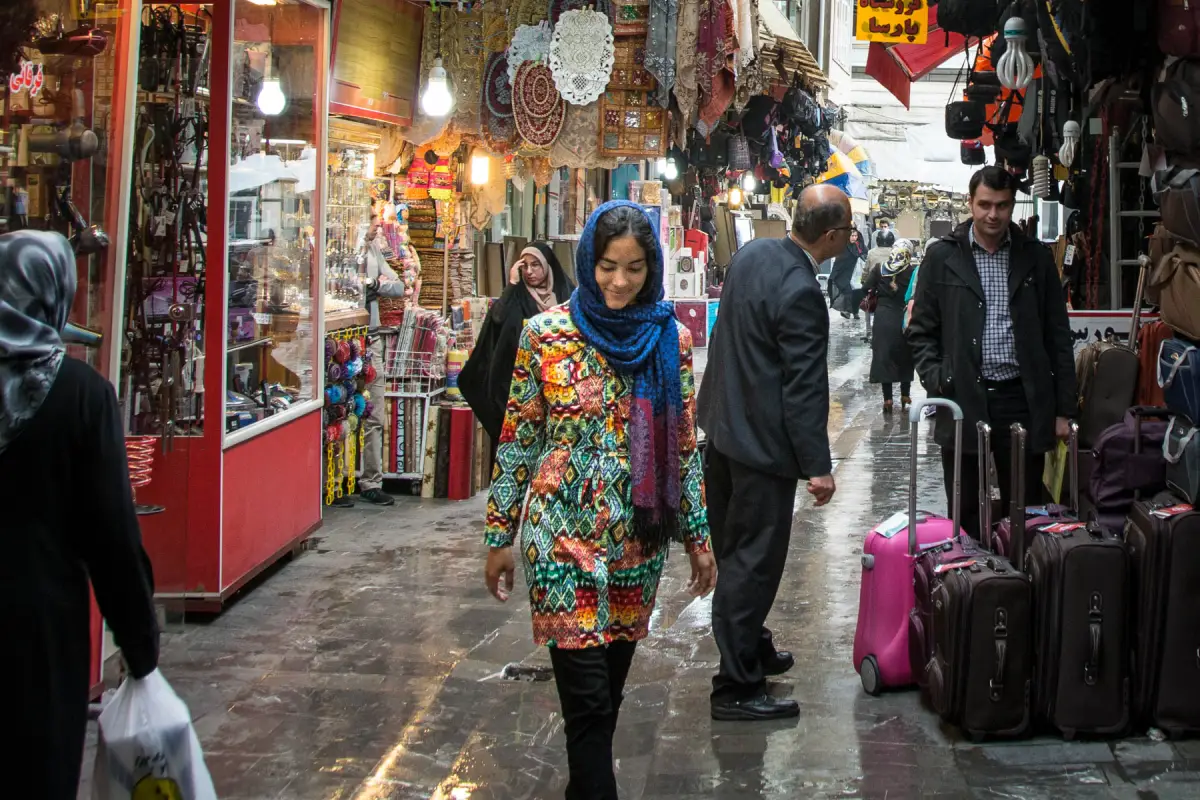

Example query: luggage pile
[854,398,1200,742]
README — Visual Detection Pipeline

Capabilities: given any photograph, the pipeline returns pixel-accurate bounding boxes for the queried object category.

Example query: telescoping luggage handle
[908,398,964,556]
[1004,420,1082,567]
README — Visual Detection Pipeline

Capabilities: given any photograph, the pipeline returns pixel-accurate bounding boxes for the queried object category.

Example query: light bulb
[663,158,678,181]
[728,186,743,207]
[421,58,454,117]
[655,158,667,175]
[996,17,1034,91]
[740,171,757,193]
[256,79,286,116]
[1031,155,1052,199]
[1059,120,1080,169]
[470,153,489,185]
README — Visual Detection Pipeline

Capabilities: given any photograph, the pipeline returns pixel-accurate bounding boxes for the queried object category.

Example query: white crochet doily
[508,22,554,85]
[548,9,615,106]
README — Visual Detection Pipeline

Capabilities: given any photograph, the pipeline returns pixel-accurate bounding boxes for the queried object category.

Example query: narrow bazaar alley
[80,318,1200,800]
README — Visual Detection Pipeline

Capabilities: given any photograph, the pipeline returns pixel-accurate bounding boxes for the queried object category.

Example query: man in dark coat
[906,167,1076,541]
[698,184,847,721]
[459,242,574,442]
[874,220,896,248]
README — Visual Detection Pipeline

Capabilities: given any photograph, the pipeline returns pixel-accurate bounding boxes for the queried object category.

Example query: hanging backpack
[1152,59,1200,168]
[937,0,1003,39]
[782,73,823,137]
[1158,0,1200,59]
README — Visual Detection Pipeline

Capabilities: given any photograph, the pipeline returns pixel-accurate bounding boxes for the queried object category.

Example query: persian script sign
[855,0,929,45]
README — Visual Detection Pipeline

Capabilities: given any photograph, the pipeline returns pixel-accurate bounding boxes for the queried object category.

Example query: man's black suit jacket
[698,235,832,480]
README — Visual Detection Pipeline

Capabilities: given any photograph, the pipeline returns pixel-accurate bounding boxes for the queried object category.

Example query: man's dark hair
[793,195,849,242]
[969,166,1018,199]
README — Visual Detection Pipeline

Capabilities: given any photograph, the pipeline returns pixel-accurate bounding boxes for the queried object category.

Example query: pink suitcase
[854,398,967,695]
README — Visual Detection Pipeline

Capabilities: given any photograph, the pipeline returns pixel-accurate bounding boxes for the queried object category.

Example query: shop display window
[224,0,322,432]
[0,1,132,374]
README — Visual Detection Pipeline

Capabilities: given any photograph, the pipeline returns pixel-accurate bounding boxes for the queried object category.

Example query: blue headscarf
[0,230,76,454]
[569,200,683,543]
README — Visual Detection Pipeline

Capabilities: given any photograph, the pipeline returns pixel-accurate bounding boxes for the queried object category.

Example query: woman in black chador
[864,239,918,412]
[460,241,575,442]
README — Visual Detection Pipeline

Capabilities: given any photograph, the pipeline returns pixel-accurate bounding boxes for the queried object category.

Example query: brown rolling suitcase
[1075,256,1150,449]
[1125,492,1200,737]
[926,422,1033,741]
[1015,423,1132,738]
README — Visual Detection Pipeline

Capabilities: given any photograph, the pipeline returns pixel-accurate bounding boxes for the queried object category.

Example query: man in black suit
[874,220,896,248]
[698,184,849,720]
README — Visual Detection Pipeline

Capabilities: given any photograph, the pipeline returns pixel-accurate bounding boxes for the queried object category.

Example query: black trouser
[882,382,912,402]
[549,641,637,800]
[705,446,798,701]
[941,379,1046,542]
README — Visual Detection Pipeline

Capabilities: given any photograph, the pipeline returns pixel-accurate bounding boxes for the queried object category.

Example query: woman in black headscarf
[0,230,160,798]
[828,228,867,319]
[460,241,575,441]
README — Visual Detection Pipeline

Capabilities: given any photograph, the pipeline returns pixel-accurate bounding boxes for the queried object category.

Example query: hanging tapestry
[484,7,508,52]
[598,87,669,158]
[450,7,485,134]
[673,0,701,126]
[611,0,651,36]
[483,52,514,119]
[550,0,611,25]
[508,0,550,43]
[645,0,677,108]
[549,9,616,106]
[550,102,619,169]
[513,61,567,149]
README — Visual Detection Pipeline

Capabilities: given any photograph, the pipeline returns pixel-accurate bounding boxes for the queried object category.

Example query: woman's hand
[686,550,717,597]
[509,262,522,285]
[485,546,516,601]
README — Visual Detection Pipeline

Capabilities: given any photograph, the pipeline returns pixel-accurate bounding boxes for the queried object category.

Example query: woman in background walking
[828,228,867,320]
[864,239,918,412]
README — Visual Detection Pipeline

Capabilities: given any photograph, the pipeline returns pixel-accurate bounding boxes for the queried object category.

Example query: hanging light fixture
[470,152,490,185]
[1058,121,1080,169]
[996,17,1034,91]
[740,171,757,193]
[256,16,286,116]
[420,10,455,117]
[662,157,678,181]
[728,186,744,208]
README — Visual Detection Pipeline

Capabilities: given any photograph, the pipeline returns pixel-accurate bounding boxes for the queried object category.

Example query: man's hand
[1055,416,1071,441]
[686,550,717,597]
[485,546,515,602]
[807,474,836,506]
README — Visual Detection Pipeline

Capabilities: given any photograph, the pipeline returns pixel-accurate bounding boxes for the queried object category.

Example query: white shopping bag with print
[92,669,217,800]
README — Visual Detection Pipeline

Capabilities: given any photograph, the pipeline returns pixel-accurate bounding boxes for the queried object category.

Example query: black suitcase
[926,422,1033,740]
[1125,492,1200,737]
[1012,424,1132,737]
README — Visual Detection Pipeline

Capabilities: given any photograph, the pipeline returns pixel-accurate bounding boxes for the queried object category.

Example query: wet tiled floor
[79,313,1200,799]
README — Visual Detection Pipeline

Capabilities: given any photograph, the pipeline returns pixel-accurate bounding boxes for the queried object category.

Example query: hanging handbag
[727,129,752,171]
[1152,167,1200,245]
[1152,59,1200,168]
[860,289,878,313]
[1148,242,1200,341]
[961,139,986,165]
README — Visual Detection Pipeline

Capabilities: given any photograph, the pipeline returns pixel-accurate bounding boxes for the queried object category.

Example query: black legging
[882,382,911,402]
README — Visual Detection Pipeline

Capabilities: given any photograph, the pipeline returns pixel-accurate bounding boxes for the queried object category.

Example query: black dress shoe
[711,694,800,721]
[762,650,795,676]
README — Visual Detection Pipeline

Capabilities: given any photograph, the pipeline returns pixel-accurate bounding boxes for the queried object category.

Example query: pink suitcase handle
[908,398,964,556]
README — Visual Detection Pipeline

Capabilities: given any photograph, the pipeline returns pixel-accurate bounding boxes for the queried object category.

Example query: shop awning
[758,0,828,89]
[865,5,981,108]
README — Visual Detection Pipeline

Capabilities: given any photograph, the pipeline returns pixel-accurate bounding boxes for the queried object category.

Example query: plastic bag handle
[1163,417,1197,465]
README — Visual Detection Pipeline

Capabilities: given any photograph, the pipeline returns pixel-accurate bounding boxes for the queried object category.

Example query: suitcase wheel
[860,655,882,696]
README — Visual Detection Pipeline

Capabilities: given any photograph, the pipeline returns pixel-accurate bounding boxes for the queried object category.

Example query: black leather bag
[946,100,986,140]
[961,139,986,165]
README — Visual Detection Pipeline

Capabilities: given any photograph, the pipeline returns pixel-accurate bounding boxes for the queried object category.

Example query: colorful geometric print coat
[484,305,711,649]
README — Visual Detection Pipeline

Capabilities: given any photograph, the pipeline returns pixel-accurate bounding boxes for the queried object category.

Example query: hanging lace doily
[482,52,514,119]
[548,9,615,106]
[508,22,554,85]
[530,157,554,188]
[550,102,619,169]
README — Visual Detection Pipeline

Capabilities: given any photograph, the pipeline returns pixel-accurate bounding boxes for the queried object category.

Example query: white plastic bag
[849,258,865,290]
[92,669,217,800]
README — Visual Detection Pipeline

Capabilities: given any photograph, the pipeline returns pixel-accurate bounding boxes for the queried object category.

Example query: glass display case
[112,0,330,611]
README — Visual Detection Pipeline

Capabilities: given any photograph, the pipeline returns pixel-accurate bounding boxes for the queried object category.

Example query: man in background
[907,166,1076,540]
[698,184,847,721]
[874,219,897,248]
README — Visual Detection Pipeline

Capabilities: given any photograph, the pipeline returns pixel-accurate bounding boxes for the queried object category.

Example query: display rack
[380,308,447,482]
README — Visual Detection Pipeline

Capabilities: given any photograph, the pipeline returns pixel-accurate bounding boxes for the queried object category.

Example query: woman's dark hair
[1,8,37,78]
[969,165,1018,199]
[593,206,660,301]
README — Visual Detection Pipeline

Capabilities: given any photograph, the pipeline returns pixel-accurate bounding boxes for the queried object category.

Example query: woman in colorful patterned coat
[484,201,716,799]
